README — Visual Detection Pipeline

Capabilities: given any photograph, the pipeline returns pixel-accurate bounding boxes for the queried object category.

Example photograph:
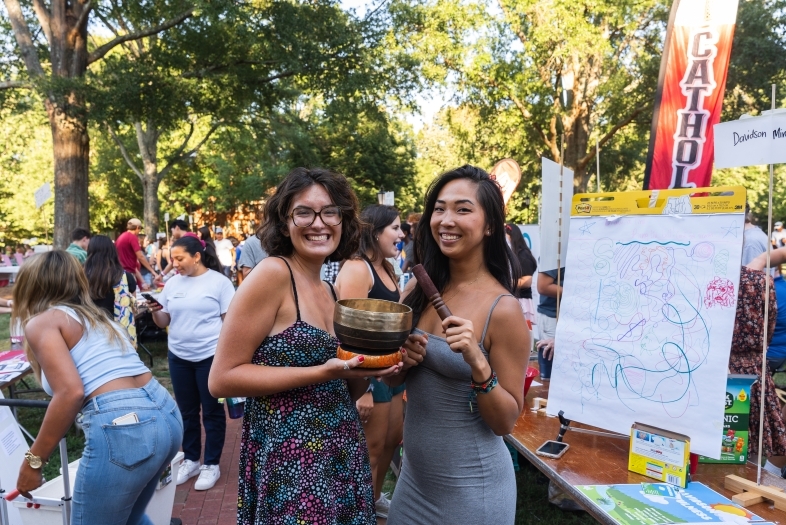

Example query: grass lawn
[2,319,597,524]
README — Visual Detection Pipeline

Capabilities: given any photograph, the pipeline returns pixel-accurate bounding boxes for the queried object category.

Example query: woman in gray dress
[387,165,530,524]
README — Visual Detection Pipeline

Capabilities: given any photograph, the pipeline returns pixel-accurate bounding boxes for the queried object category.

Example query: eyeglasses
[289,206,343,227]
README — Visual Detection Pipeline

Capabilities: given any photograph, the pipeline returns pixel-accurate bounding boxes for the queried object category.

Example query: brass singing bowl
[333,298,413,356]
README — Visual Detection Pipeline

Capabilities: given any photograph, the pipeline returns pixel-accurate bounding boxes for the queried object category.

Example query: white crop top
[40,306,149,397]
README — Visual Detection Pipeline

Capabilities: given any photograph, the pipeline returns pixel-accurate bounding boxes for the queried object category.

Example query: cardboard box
[628,423,691,487]
[699,374,756,464]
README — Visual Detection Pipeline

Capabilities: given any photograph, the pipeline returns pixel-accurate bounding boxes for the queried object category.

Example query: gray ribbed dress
[387,295,516,524]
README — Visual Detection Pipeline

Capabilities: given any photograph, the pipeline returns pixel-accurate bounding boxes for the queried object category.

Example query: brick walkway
[172,417,242,525]
[170,416,387,525]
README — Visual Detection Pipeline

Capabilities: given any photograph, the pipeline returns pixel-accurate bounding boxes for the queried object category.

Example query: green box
[699,374,756,464]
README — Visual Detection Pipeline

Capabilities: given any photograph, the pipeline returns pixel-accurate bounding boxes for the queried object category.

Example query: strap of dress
[481,294,514,343]
[274,256,301,321]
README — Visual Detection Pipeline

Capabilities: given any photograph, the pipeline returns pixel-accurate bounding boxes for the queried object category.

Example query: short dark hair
[259,167,360,262]
[170,219,189,232]
[71,228,91,241]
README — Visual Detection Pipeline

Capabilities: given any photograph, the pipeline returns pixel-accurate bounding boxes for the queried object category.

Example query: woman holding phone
[334,204,406,518]
[149,234,235,491]
[12,251,182,524]
[386,165,529,524]
[209,168,401,524]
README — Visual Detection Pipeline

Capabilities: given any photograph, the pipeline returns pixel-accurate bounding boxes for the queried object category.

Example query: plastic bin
[14,452,183,525]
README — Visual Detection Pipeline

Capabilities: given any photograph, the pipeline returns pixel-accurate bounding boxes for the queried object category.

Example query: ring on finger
[343,362,350,370]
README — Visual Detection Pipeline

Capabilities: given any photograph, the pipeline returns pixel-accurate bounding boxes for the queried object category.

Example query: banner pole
[596,138,600,193]
[757,83,776,485]
[556,134,566,322]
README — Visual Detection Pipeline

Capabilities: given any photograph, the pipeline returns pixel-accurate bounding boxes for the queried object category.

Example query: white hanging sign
[34,182,52,209]
[714,110,786,168]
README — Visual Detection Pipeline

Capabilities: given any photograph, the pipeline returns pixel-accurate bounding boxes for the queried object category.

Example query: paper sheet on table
[547,214,743,458]
[0,426,22,457]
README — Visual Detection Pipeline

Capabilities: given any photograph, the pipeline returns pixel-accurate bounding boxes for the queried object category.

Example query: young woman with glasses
[209,168,402,525]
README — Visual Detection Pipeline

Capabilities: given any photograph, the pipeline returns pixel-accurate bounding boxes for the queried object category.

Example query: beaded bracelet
[471,370,498,394]
[468,370,499,413]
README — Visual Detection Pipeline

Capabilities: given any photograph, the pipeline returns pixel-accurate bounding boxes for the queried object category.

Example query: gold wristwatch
[24,450,46,469]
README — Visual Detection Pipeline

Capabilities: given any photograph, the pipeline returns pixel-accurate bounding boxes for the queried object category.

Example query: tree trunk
[136,121,160,240]
[46,99,90,249]
[142,170,160,241]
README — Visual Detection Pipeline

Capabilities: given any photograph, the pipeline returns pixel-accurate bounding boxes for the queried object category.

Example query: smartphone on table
[535,440,570,459]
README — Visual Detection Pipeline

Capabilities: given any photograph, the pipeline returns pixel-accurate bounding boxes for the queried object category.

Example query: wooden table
[505,382,786,524]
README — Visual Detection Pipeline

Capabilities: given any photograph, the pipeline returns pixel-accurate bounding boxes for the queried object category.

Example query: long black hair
[507,223,536,276]
[84,235,124,300]
[172,235,223,274]
[357,204,399,280]
[403,165,521,317]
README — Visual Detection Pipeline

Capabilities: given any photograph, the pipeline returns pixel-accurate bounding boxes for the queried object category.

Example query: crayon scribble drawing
[548,214,745,457]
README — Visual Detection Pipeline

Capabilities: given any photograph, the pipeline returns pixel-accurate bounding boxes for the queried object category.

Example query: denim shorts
[370,378,406,403]
[72,378,183,525]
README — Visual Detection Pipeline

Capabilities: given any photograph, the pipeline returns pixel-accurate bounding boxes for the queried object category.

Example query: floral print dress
[237,258,375,525]
[729,267,786,458]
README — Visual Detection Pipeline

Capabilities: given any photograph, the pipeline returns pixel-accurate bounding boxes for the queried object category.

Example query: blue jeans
[168,352,226,465]
[73,379,183,525]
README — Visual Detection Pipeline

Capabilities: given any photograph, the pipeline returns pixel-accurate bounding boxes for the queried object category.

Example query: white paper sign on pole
[383,192,395,206]
[540,158,573,271]
[164,212,170,222]
[714,110,786,168]
[34,182,51,209]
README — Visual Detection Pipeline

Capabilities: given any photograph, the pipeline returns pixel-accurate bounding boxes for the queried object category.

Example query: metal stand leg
[59,439,71,525]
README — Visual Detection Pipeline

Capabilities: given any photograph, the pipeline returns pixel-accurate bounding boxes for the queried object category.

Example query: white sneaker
[176,459,201,486]
[194,464,220,491]
[375,492,391,518]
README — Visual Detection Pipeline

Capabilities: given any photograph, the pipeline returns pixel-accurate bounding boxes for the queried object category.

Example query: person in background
[159,219,190,280]
[400,223,412,270]
[506,223,537,327]
[156,237,170,279]
[11,251,182,524]
[116,218,160,291]
[24,244,34,258]
[334,204,406,518]
[229,236,241,284]
[239,228,268,278]
[214,227,235,279]
[742,203,768,266]
[138,236,155,288]
[728,265,786,463]
[84,235,138,346]
[198,226,215,248]
[388,165,528,524]
[149,234,235,491]
[773,221,786,248]
[535,264,564,380]
[209,167,400,524]
[402,213,421,273]
[65,227,91,264]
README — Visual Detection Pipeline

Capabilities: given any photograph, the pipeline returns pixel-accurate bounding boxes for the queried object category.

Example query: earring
[375,236,379,241]
[486,230,491,236]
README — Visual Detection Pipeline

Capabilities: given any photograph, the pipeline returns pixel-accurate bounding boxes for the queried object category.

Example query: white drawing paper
[547,213,744,458]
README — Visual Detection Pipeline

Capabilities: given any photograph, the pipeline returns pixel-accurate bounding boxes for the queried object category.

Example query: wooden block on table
[731,491,765,507]
[725,474,786,510]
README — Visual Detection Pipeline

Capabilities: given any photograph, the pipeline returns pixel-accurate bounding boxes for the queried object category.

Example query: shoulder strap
[324,281,338,301]
[481,294,514,343]
[274,256,301,321]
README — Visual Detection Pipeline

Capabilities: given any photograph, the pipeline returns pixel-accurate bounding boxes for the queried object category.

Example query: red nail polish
[401,348,407,354]
[358,355,365,363]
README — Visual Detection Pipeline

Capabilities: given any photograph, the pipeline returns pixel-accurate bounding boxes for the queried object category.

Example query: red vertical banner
[644,0,739,189]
